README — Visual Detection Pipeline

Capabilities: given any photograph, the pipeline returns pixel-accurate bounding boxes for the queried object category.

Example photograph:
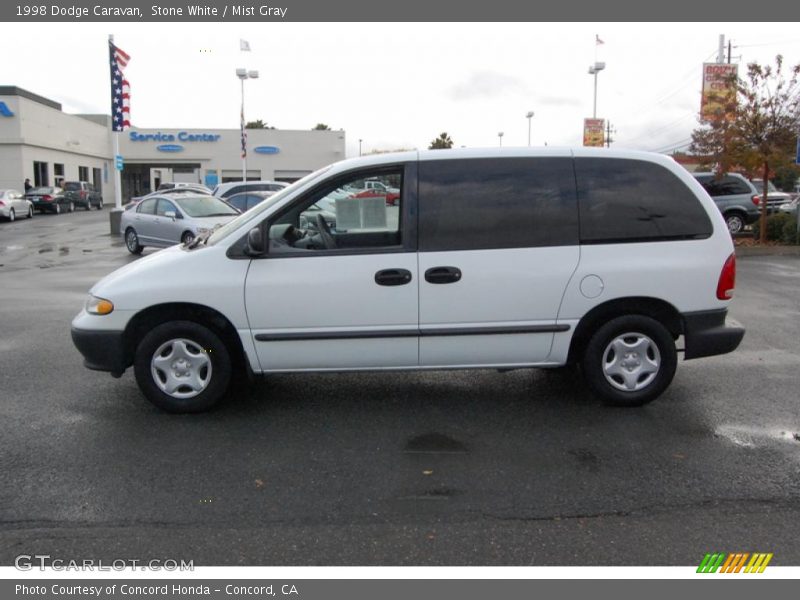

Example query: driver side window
[268,168,403,253]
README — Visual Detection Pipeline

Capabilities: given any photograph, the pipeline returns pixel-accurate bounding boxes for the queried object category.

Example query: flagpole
[109,34,122,211]
[241,77,246,183]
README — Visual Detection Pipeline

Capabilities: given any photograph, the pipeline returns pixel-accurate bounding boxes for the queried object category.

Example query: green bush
[781,216,799,244]
[752,213,798,243]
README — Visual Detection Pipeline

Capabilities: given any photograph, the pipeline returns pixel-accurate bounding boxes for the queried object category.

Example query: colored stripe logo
[697,552,773,573]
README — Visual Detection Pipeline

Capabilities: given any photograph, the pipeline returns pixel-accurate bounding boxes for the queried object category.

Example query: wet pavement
[1,210,799,565]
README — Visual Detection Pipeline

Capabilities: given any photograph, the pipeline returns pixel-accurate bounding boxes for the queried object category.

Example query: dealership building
[0,86,346,201]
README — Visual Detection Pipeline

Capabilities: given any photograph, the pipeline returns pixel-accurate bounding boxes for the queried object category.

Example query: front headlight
[196,227,210,235]
[86,295,114,315]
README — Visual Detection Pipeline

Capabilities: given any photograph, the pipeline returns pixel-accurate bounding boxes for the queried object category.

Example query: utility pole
[717,34,725,64]
[605,120,615,148]
[727,39,732,63]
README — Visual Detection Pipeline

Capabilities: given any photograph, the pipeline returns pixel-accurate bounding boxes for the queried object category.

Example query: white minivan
[72,148,744,413]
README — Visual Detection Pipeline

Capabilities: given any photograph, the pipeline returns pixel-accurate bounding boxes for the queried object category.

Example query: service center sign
[701,63,738,121]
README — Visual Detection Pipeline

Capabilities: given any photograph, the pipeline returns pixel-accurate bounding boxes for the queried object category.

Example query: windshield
[752,179,779,192]
[207,166,332,246]
[174,196,239,218]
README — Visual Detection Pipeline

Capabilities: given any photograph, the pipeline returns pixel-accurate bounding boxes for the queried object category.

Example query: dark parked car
[62,181,103,210]
[692,172,760,234]
[225,191,276,213]
[25,186,74,214]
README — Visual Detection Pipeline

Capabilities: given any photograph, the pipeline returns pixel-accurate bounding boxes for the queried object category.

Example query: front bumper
[683,309,745,360]
[71,327,128,377]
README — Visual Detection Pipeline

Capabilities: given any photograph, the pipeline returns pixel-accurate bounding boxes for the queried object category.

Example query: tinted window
[63,182,81,191]
[418,157,578,252]
[138,198,157,215]
[227,195,248,212]
[576,158,712,243]
[696,175,752,196]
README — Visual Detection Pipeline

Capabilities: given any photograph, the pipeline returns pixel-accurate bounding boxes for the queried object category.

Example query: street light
[525,111,534,146]
[236,68,259,183]
[359,139,363,156]
[498,131,504,147]
[587,61,605,119]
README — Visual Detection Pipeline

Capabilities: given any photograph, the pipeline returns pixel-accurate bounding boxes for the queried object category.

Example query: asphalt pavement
[1,209,799,566]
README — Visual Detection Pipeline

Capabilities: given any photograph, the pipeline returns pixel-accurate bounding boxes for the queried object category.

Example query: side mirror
[245,227,265,255]
[164,210,177,219]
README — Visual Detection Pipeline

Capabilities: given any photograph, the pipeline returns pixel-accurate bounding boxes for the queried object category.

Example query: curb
[735,245,800,257]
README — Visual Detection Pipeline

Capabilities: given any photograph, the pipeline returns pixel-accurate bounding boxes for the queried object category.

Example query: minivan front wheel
[581,315,677,407]
[134,321,232,413]
[725,212,745,234]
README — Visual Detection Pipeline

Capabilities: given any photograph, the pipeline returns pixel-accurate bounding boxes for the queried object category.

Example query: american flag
[109,41,131,132]
[240,104,247,158]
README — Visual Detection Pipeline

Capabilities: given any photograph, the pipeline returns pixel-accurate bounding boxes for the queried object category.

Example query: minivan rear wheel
[134,321,232,413]
[581,315,677,407]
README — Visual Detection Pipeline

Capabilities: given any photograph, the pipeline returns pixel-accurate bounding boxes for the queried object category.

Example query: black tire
[133,321,232,413]
[125,227,144,254]
[27,205,33,219]
[97,200,103,210]
[181,231,195,245]
[54,203,61,215]
[8,208,15,222]
[725,212,745,235]
[68,201,75,213]
[581,315,677,407]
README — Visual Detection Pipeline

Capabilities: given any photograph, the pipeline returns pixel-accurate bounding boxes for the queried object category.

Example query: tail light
[42,195,53,201]
[716,253,736,300]
[0,201,5,207]
[751,194,760,206]
[80,190,87,199]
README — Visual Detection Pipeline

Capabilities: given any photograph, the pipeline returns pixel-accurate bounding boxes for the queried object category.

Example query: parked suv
[692,172,759,234]
[750,178,791,213]
[72,148,744,413]
[62,181,103,210]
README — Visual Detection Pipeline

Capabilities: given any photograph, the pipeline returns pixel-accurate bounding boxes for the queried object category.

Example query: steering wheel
[316,213,337,249]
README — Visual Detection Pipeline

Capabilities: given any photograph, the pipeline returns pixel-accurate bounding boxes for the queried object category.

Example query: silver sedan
[0,189,34,221]
[120,194,240,254]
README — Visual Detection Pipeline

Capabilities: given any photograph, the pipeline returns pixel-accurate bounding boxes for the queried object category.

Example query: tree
[690,56,800,243]
[428,132,454,149]
[245,119,276,129]
[312,123,331,130]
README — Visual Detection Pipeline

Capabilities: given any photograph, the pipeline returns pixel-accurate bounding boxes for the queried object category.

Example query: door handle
[424,266,462,284]
[375,268,413,286]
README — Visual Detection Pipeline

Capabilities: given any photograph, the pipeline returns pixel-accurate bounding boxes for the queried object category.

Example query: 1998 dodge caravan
[71,148,744,413]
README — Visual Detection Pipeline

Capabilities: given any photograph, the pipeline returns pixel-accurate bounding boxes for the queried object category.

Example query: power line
[649,137,692,154]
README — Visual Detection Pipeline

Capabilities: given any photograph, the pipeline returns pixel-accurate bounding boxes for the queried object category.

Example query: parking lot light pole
[526,111,534,146]
[588,62,606,118]
[498,131,504,147]
[236,68,259,183]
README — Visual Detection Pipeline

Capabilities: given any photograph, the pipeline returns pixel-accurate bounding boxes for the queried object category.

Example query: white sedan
[0,189,34,221]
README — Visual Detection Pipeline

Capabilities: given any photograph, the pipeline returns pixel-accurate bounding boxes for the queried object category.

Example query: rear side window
[576,158,713,244]
[418,157,578,252]
[696,175,752,196]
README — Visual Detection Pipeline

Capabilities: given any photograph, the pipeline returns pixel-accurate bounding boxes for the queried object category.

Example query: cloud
[447,71,527,101]
[536,95,583,108]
